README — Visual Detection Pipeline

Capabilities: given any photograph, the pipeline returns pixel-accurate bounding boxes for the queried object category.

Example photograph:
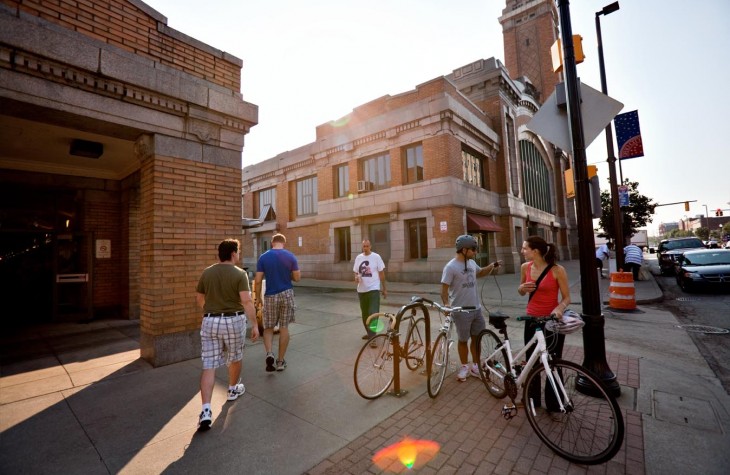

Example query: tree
[695,227,710,241]
[597,179,657,242]
[668,228,694,238]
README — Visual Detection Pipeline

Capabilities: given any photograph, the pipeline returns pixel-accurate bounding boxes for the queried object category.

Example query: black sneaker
[276,359,287,371]
[265,352,276,372]
[198,408,212,432]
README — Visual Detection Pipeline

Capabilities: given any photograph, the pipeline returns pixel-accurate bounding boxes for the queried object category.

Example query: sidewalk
[1,259,729,474]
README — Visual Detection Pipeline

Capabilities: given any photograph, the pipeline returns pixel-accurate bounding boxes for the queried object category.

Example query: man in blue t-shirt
[254,233,300,372]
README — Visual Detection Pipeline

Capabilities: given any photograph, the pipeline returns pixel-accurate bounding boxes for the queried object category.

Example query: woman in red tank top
[517,236,571,410]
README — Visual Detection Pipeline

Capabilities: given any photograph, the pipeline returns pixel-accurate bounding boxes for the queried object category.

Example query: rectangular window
[296,176,318,216]
[336,164,349,198]
[362,153,391,190]
[462,149,484,187]
[335,227,351,262]
[258,187,276,220]
[404,144,423,184]
[407,218,428,260]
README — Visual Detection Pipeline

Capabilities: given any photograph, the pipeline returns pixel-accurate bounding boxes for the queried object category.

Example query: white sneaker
[457,364,469,382]
[227,383,245,401]
[198,408,212,431]
[470,363,481,378]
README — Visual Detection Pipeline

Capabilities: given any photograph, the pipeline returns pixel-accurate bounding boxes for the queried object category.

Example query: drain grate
[676,324,729,334]
[676,297,701,302]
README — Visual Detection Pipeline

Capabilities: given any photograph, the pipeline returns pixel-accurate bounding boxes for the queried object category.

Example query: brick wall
[84,189,122,315]
[424,134,461,180]
[138,154,242,337]
[432,206,464,250]
[3,0,240,90]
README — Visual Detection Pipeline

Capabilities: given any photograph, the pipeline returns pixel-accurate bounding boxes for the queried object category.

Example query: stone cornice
[0,45,251,135]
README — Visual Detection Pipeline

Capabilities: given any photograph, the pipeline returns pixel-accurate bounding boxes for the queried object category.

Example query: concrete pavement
[1,258,729,474]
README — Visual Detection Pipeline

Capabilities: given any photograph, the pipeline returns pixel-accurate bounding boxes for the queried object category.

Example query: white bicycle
[476,311,624,465]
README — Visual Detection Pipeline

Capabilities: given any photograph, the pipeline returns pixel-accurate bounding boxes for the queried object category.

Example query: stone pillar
[136,134,243,366]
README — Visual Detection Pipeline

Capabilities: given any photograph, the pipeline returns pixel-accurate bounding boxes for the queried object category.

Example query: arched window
[519,140,553,213]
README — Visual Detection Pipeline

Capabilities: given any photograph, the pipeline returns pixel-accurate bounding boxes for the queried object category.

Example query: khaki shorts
[452,309,485,342]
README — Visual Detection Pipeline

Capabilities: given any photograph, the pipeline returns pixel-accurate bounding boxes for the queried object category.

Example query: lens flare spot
[372,437,440,472]
[330,115,351,127]
[368,318,386,334]
[347,193,355,200]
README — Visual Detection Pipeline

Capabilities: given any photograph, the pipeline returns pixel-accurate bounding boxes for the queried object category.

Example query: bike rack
[387,299,432,397]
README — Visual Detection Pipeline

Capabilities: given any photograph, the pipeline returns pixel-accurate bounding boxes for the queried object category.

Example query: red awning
[467,213,503,232]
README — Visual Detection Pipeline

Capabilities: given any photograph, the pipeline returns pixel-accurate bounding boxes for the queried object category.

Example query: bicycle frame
[483,325,570,414]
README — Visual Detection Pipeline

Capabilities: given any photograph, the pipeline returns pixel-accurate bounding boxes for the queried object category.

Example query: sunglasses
[469,246,478,252]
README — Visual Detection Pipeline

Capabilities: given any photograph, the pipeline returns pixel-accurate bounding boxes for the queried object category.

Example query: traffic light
[717,209,724,217]
[684,201,690,212]
[550,35,585,73]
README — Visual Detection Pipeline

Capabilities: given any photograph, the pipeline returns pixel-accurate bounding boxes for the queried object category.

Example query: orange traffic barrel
[609,271,636,310]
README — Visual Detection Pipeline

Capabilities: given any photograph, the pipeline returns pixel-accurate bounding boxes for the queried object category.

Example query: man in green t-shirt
[195,238,258,431]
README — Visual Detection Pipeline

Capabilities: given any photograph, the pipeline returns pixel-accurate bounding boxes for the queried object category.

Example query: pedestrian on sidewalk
[517,236,570,409]
[195,238,259,431]
[441,235,501,382]
[595,241,613,278]
[254,233,300,372]
[353,239,387,341]
[624,241,643,281]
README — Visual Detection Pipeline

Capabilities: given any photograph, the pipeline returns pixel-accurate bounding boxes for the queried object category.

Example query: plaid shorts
[452,309,486,342]
[263,288,296,329]
[200,314,246,370]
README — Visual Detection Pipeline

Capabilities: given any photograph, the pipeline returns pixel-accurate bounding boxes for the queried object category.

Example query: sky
[143,0,729,236]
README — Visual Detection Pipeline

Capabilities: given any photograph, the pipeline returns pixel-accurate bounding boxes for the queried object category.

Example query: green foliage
[667,228,694,238]
[695,227,710,240]
[597,179,657,241]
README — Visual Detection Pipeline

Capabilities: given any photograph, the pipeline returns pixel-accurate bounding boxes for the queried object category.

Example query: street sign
[526,82,624,153]
[618,185,629,207]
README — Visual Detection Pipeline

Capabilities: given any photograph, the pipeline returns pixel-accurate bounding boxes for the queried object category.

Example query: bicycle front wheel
[427,332,449,398]
[353,334,394,399]
[523,359,624,465]
[476,329,509,398]
[404,317,426,370]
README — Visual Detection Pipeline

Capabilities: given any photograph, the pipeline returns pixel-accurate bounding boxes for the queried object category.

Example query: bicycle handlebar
[410,296,469,314]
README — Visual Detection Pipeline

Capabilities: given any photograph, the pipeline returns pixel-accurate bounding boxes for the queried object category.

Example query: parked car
[675,249,730,293]
[657,237,705,275]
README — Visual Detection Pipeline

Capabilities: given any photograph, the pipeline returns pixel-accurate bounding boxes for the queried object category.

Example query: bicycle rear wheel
[523,359,624,465]
[476,329,509,398]
[404,317,426,370]
[427,332,449,398]
[353,334,394,399]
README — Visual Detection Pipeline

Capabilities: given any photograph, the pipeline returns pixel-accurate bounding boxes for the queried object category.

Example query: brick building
[241,0,578,281]
[0,0,257,366]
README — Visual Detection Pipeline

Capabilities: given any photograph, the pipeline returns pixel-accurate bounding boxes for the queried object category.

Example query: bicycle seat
[488,310,510,329]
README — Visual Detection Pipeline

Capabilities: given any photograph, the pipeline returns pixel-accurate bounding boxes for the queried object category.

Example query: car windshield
[665,239,702,251]
[683,252,730,266]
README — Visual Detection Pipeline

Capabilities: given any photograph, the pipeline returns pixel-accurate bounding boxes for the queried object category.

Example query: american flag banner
[614,110,644,159]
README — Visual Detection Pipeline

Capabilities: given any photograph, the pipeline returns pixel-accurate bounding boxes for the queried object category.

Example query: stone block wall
[3,0,241,90]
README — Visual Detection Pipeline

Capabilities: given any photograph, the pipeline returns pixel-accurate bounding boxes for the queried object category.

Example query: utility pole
[556,0,620,396]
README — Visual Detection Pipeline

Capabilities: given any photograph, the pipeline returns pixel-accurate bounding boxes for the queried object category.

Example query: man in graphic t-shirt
[353,240,387,340]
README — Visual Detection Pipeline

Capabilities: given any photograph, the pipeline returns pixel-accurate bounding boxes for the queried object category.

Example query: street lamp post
[557,0,620,397]
[596,2,624,269]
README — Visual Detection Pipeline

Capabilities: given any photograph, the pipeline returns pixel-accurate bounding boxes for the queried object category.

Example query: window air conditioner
[357,180,371,192]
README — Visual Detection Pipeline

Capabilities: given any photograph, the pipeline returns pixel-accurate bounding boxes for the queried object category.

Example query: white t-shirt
[353,252,385,293]
[596,244,610,261]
